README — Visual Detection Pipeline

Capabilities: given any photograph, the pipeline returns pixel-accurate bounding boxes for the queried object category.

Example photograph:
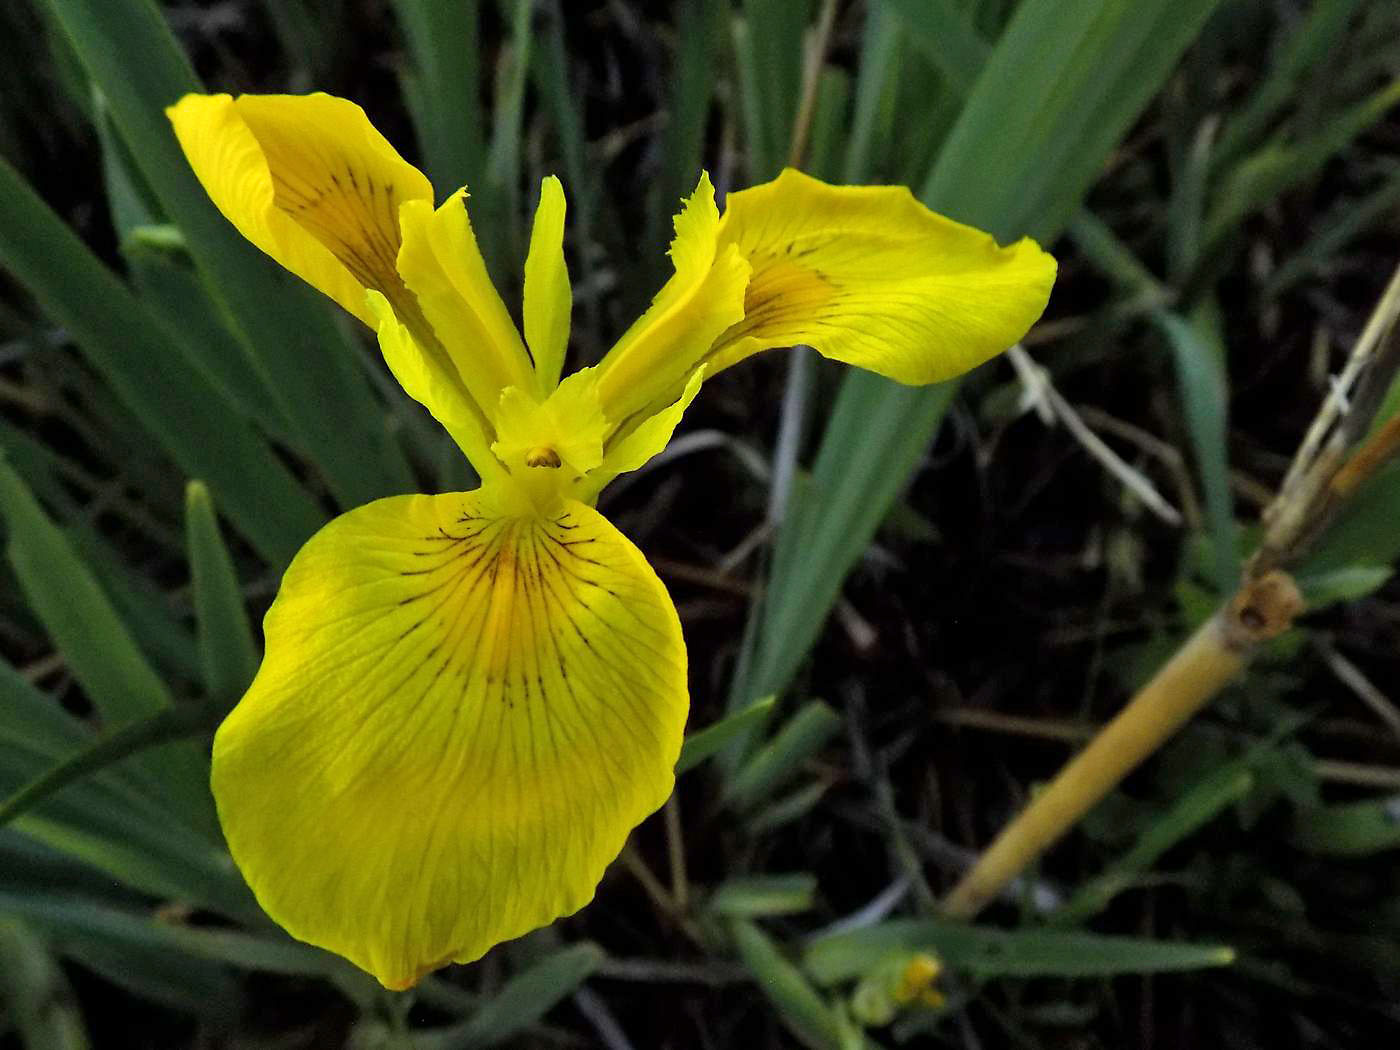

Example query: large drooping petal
[523,176,572,391]
[212,489,688,989]
[594,174,750,425]
[397,192,539,412]
[167,93,433,327]
[706,168,1056,384]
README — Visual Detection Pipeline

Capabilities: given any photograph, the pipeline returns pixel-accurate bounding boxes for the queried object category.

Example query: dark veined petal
[212,489,688,989]
[167,93,432,327]
[707,168,1056,383]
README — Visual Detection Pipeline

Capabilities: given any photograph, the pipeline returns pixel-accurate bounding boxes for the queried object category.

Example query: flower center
[525,446,562,469]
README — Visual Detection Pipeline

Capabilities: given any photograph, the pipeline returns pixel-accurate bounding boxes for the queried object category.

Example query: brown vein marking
[268,160,410,307]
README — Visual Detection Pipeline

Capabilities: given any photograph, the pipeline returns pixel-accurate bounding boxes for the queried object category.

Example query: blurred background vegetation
[2,0,1400,1046]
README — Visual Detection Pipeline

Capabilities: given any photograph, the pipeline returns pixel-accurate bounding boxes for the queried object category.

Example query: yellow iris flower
[165,91,1056,990]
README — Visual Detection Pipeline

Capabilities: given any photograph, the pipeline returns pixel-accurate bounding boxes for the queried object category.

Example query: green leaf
[881,0,989,97]
[1300,460,1400,575]
[747,380,956,700]
[1154,303,1239,595]
[185,482,259,707]
[0,727,253,919]
[1291,795,1400,856]
[804,919,1236,983]
[0,704,220,831]
[676,696,776,775]
[1204,78,1400,254]
[0,891,346,980]
[123,231,294,445]
[37,0,414,509]
[730,920,858,1050]
[727,701,843,810]
[0,920,91,1050]
[1212,0,1370,168]
[709,874,818,918]
[737,0,812,178]
[0,154,324,566]
[391,0,484,197]
[0,454,212,830]
[1053,760,1256,924]
[415,943,604,1049]
[1294,564,1394,608]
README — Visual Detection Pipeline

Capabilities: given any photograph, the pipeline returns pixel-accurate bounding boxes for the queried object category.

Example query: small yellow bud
[893,953,942,1006]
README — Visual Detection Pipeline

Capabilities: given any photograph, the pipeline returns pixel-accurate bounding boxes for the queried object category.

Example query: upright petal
[707,168,1056,383]
[523,177,572,391]
[366,291,501,481]
[397,192,538,412]
[212,489,687,989]
[493,368,607,478]
[579,367,705,503]
[595,174,750,424]
[167,93,432,327]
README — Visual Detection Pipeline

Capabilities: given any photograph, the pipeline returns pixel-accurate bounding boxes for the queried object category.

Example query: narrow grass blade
[0,733,253,919]
[64,528,201,687]
[1291,795,1400,856]
[0,155,325,565]
[1204,78,1400,255]
[737,0,812,177]
[38,0,414,508]
[478,0,535,278]
[391,0,484,196]
[747,379,955,700]
[655,0,723,238]
[1212,0,1368,168]
[676,696,776,775]
[729,920,856,1050]
[0,455,212,829]
[0,704,220,830]
[1154,304,1239,594]
[0,920,91,1050]
[0,653,95,760]
[417,943,604,1049]
[0,891,346,979]
[726,701,842,810]
[709,874,817,918]
[841,2,901,183]
[804,919,1235,983]
[804,70,851,181]
[1266,167,1400,296]
[881,0,989,97]
[1053,760,1256,924]
[185,482,258,708]
[124,230,295,444]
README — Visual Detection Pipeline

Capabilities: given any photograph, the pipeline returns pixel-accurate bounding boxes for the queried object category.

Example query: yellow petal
[397,192,538,411]
[212,488,688,989]
[166,93,432,327]
[708,168,1056,383]
[594,173,750,423]
[523,176,572,390]
[366,291,501,481]
[580,367,706,502]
